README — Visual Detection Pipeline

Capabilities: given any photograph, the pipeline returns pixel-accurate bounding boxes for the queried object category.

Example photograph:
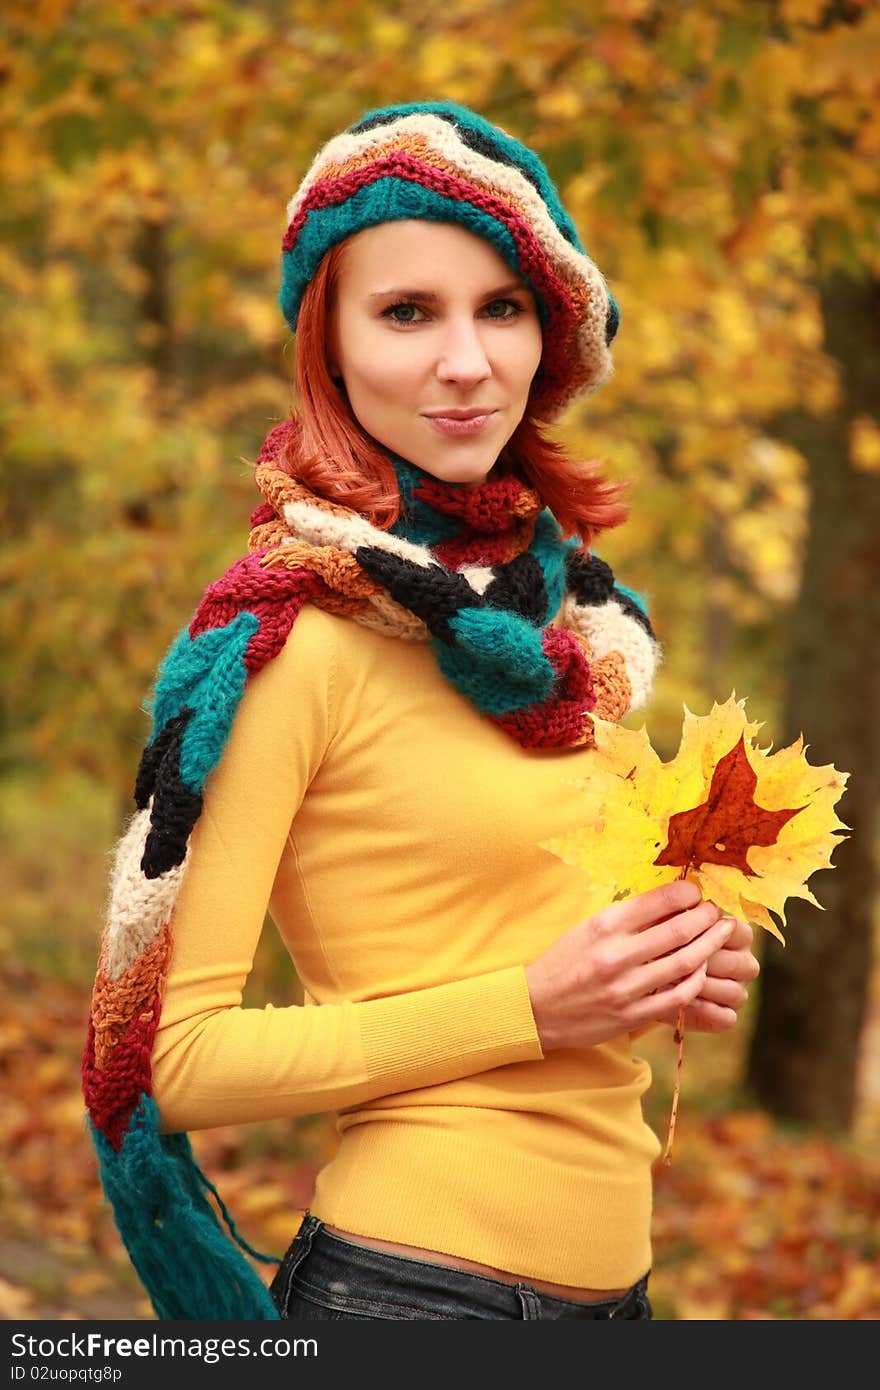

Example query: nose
[435,316,492,387]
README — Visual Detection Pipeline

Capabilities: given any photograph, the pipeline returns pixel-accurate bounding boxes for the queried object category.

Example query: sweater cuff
[358,965,544,1092]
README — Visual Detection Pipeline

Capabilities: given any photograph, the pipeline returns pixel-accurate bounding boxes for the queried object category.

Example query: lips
[424,412,496,437]
[423,409,498,420]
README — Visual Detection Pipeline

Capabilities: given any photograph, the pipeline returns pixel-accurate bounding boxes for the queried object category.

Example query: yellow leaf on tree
[542,694,849,942]
[850,415,880,474]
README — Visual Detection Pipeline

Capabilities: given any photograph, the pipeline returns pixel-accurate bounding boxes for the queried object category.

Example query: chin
[412,441,501,484]
[422,460,496,486]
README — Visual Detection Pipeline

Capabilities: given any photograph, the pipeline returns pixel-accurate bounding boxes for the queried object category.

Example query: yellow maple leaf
[542,694,849,943]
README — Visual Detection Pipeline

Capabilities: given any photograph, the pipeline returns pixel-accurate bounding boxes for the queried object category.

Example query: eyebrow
[367,280,528,304]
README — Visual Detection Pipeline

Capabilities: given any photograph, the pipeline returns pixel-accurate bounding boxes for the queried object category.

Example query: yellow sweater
[151,605,662,1289]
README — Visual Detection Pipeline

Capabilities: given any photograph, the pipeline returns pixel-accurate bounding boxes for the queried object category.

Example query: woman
[83,100,759,1322]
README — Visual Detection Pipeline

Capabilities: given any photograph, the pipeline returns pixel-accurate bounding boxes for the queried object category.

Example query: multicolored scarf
[82,419,660,1320]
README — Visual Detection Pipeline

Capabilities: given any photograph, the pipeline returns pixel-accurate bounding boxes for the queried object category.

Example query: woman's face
[327,220,544,487]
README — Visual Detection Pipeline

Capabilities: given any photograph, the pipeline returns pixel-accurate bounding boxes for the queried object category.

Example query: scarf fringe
[89,1096,281,1321]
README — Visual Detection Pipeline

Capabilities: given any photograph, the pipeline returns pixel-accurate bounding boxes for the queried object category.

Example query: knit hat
[279,100,620,421]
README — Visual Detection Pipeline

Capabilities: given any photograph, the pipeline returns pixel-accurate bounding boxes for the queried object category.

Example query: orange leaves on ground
[650,1109,880,1320]
[2,964,878,1319]
[543,694,849,942]
[0,964,328,1318]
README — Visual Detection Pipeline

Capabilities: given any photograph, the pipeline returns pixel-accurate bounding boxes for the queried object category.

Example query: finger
[637,915,734,993]
[611,879,703,934]
[683,999,738,1033]
[629,958,710,1027]
[718,917,753,950]
[694,975,749,1010]
[705,947,761,982]
[631,899,725,968]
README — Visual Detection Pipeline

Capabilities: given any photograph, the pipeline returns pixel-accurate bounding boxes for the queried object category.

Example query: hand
[669,916,760,1033]
[524,880,735,1052]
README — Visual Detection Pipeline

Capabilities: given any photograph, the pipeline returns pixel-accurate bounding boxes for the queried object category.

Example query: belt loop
[515,1283,542,1320]
[296,1211,321,1259]
[271,1211,322,1314]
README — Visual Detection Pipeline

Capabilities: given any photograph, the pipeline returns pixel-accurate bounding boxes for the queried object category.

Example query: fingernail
[720,920,734,939]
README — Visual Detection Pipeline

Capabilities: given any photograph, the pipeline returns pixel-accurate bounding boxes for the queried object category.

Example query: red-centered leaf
[654,735,805,874]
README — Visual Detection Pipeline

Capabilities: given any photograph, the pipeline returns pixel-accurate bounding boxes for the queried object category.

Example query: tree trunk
[745,271,880,1130]
[134,216,174,383]
[703,507,733,695]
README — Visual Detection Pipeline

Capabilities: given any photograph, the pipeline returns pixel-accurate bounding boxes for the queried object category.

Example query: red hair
[275,241,628,551]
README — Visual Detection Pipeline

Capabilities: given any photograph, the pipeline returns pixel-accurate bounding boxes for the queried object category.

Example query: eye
[379,297,528,328]
[483,299,525,320]
[380,301,427,325]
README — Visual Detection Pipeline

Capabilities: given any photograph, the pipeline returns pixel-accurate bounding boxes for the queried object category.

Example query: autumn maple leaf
[542,694,849,1161]
[542,694,849,943]
[653,735,806,876]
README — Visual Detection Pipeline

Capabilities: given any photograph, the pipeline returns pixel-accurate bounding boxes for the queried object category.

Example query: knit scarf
[81,419,660,1320]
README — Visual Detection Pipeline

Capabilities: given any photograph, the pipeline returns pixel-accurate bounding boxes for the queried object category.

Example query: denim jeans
[269,1213,652,1321]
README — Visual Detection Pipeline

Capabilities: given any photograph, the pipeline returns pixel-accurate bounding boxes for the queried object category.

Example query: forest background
[1,0,878,1320]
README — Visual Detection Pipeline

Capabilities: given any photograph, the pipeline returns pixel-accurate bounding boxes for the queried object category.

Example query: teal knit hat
[280,100,620,421]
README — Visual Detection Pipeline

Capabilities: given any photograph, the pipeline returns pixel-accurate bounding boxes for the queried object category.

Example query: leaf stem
[661,863,692,1165]
[661,1007,685,1165]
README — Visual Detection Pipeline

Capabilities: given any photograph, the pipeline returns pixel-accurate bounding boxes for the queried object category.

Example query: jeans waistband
[277,1213,649,1321]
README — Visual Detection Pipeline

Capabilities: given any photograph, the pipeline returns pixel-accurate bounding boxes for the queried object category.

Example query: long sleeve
[149,602,659,1290]
[150,607,543,1134]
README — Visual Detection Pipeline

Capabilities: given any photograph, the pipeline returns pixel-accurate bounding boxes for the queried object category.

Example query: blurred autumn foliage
[3,966,878,1320]
[1,0,878,1319]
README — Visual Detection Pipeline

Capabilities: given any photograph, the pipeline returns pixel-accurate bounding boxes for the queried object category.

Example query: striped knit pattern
[82,418,659,1320]
[279,101,620,422]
